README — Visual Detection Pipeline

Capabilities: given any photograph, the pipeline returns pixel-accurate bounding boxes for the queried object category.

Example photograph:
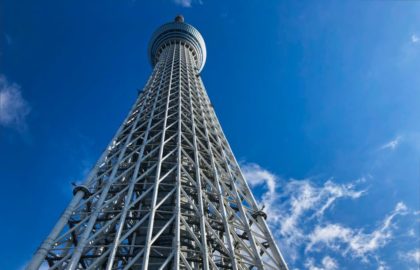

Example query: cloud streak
[242,163,277,202]
[173,0,192,7]
[172,0,203,8]
[411,34,419,44]
[380,136,402,151]
[242,163,366,260]
[305,256,338,270]
[400,249,420,264]
[0,75,30,130]
[241,162,415,268]
[306,202,408,259]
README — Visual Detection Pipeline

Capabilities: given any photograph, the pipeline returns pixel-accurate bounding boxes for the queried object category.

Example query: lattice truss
[28,42,288,270]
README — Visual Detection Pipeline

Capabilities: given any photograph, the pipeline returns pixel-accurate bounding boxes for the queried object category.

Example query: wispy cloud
[411,34,419,44]
[277,178,365,252]
[172,0,202,8]
[380,135,402,151]
[280,179,363,231]
[306,202,408,259]
[0,75,30,130]
[305,256,338,270]
[400,249,420,264]
[377,259,389,270]
[242,162,366,260]
[242,162,417,268]
[173,0,191,7]
[242,163,277,201]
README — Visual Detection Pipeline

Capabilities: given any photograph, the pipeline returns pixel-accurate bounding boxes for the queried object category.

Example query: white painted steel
[27,16,289,270]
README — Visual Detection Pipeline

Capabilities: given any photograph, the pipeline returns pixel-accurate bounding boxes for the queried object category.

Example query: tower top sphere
[148,15,206,72]
[174,15,184,23]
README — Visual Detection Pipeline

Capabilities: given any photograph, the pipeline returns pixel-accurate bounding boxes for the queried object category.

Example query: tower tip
[174,15,184,23]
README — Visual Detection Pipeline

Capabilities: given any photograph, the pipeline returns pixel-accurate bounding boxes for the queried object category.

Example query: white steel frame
[27,17,289,270]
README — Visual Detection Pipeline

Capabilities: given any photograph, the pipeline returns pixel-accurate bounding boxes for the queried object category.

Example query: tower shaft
[28,17,288,270]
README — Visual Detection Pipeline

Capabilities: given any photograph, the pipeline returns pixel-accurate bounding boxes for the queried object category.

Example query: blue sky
[1,0,419,269]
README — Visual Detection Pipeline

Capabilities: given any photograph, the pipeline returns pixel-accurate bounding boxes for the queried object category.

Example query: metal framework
[27,16,289,270]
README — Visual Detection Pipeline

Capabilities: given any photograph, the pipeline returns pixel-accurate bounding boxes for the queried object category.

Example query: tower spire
[27,17,289,270]
[174,14,184,23]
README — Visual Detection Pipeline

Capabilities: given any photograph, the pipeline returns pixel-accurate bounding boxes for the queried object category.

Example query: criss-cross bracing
[28,16,289,270]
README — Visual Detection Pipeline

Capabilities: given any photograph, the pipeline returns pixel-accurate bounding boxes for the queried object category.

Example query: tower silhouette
[28,16,288,270]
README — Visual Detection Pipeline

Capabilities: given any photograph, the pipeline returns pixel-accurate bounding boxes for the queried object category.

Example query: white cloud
[401,249,420,264]
[306,202,408,259]
[0,75,30,130]
[242,163,277,202]
[304,256,338,270]
[242,162,366,261]
[243,163,364,228]
[173,0,192,7]
[377,259,389,270]
[411,34,419,44]
[399,34,420,66]
[380,136,402,151]
[321,256,338,270]
[242,162,416,268]
[172,0,203,7]
[407,228,416,237]
[274,179,364,239]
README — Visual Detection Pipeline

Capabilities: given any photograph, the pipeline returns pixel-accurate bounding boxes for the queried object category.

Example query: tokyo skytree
[27,15,289,270]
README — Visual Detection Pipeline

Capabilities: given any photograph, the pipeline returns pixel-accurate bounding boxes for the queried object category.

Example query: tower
[28,16,288,270]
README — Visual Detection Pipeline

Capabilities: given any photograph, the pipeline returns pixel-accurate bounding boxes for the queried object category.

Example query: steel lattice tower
[28,16,289,270]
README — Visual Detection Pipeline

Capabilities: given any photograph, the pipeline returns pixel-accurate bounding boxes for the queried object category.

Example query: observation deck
[148,15,207,72]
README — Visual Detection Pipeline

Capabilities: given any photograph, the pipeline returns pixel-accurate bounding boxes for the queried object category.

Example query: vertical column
[26,59,163,270]
[183,46,210,270]
[173,43,183,270]
[104,50,171,270]
[186,50,239,270]
[195,77,265,269]
[141,43,177,270]
[202,86,289,269]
